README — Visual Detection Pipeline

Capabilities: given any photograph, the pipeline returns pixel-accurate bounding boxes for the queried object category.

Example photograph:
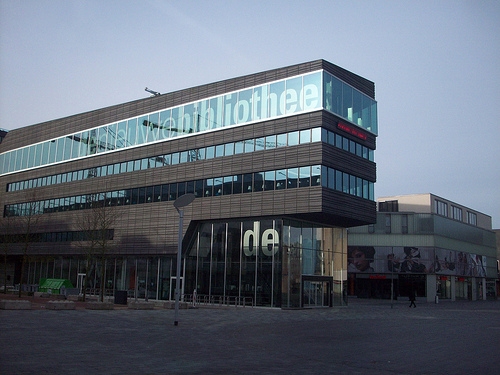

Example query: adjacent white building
[347,193,496,302]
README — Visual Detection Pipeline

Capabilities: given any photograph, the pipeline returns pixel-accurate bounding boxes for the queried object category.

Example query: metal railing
[184,294,253,308]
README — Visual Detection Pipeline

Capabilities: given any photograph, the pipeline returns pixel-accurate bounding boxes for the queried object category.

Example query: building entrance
[302,277,332,307]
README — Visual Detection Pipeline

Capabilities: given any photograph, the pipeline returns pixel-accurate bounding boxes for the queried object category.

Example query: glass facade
[21,256,176,301]
[0,70,377,176]
[17,218,348,308]
[7,127,374,194]
[184,218,347,308]
[5,164,375,217]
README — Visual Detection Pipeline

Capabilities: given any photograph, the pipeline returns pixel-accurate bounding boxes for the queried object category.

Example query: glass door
[303,279,330,307]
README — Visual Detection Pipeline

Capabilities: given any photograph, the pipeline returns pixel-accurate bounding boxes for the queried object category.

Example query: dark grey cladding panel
[321,60,375,99]
[174,187,376,228]
[319,189,377,227]
[322,146,376,182]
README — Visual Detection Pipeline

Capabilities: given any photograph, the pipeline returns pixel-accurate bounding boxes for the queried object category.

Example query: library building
[0,59,378,308]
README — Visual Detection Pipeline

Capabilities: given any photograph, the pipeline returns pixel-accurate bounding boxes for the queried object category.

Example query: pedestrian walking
[409,290,416,308]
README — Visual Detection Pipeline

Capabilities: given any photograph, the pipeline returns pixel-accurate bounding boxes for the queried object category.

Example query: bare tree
[5,191,45,298]
[0,215,15,294]
[78,193,117,302]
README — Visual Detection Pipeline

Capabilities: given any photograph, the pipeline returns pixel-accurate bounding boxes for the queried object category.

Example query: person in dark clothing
[409,290,416,308]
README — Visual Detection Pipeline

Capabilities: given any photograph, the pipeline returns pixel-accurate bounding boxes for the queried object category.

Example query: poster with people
[347,246,487,277]
[347,246,432,274]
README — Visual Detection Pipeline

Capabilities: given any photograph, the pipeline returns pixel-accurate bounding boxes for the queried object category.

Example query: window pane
[215,145,224,157]
[170,106,183,137]
[234,140,244,154]
[213,177,223,196]
[182,103,197,134]
[137,115,148,145]
[335,170,342,191]
[253,172,264,192]
[276,133,287,147]
[158,109,171,141]
[195,180,204,197]
[116,121,127,149]
[288,131,299,146]
[342,84,353,121]
[269,81,285,117]
[303,72,321,111]
[186,180,194,194]
[265,135,276,149]
[349,140,356,154]
[276,169,286,190]
[204,178,213,197]
[178,182,186,196]
[169,183,178,200]
[224,143,234,156]
[127,118,138,146]
[243,173,252,193]
[287,167,298,188]
[224,93,237,126]
[223,176,233,195]
[233,175,242,194]
[160,184,169,201]
[299,166,310,187]
[206,146,215,159]
[299,129,311,144]
[285,76,302,115]
[255,137,265,151]
[311,128,321,142]
[311,165,321,186]
[264,171,275,191]
[244,139,254,153]
[96,126,108,153]
[154,185,161,202]
[107,123,117,151]
[236,89,252,124]
[48,140,57,164]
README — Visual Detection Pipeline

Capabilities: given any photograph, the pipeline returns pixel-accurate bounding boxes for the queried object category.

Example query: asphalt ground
[1,297,499,375]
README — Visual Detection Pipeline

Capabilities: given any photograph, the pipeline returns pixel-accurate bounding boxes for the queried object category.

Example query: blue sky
[1,0,499,227]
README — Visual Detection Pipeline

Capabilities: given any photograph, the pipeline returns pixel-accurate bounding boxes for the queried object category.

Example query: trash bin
[114,290,128,305]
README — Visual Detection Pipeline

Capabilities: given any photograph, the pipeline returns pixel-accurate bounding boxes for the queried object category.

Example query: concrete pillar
[426,274,436,303]
[450,277,456,301]
[471,277,477,301]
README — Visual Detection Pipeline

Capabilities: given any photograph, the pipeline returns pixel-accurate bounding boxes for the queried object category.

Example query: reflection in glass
[127,118,138,146]
[287,168,298,188]
[285,76,302,114]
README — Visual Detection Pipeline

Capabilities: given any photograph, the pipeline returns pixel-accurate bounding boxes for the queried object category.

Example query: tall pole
[173,193,195,326]
[174,208,183,326]
[390,248,394,309]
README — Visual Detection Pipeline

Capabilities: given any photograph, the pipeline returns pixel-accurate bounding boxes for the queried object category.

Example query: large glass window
[223,93,237,126]
[127,118,138,146]
[136,115,148,145]
[269,81,285,118]
[116,121,127,149]
[170,106,183,137]
[285,77,302,114]
[2,70,377,176]
[158,109,171,140]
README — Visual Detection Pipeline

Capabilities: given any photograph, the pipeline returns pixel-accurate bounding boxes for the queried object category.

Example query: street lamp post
[173,193,195,326]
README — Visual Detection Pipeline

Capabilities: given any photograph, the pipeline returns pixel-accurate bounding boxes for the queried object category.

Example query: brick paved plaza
[1,298,499,374]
